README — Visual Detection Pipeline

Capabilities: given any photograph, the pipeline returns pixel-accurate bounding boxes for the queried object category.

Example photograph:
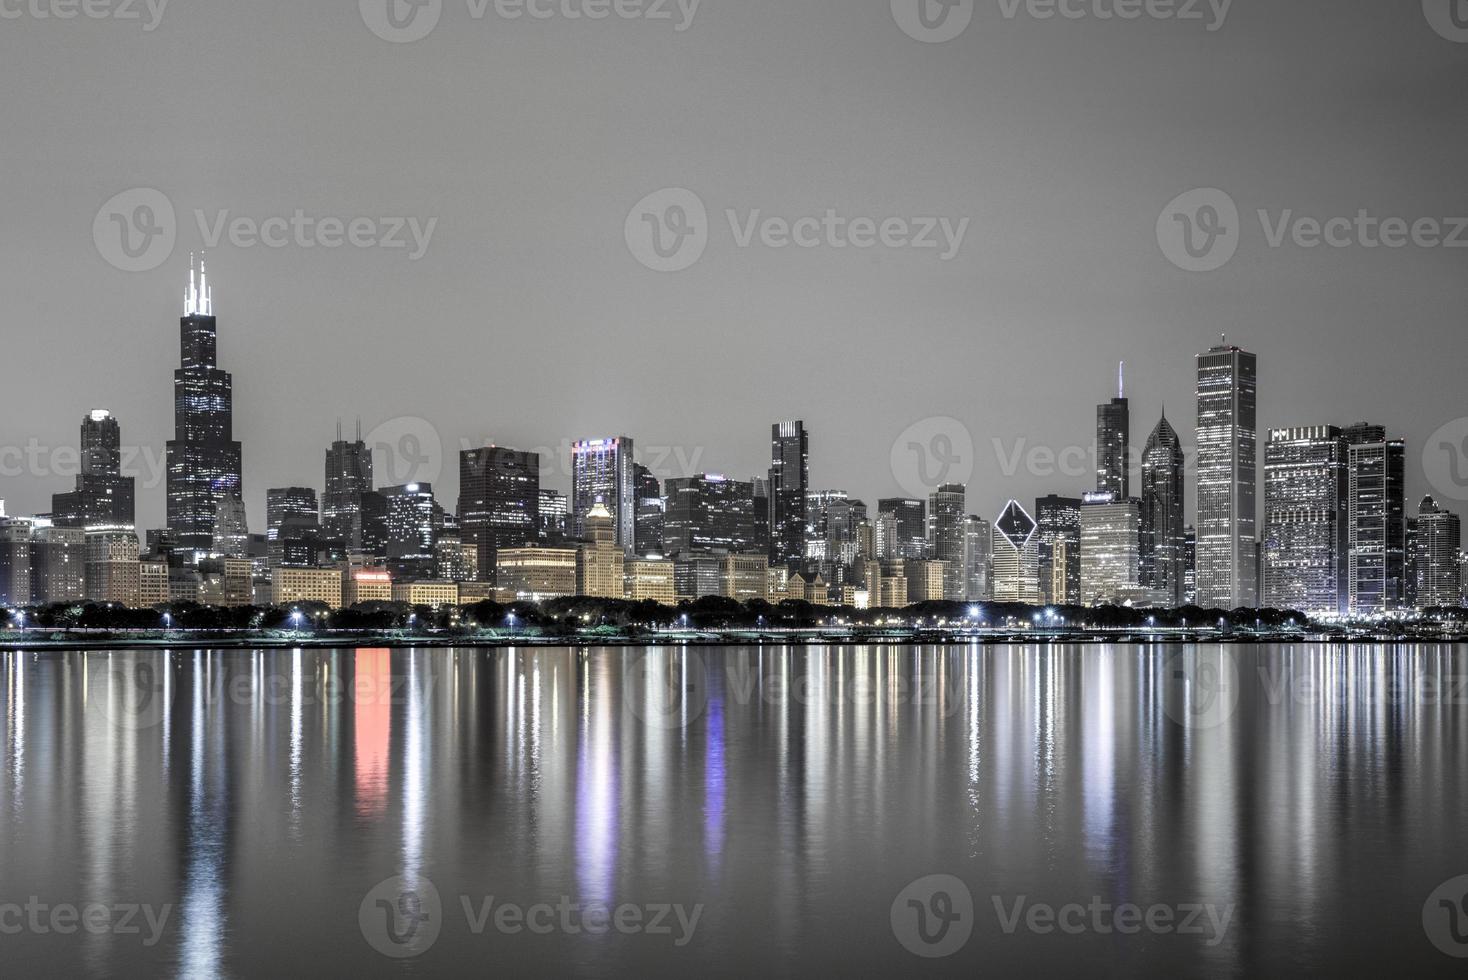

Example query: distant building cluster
[0,269,1463,620]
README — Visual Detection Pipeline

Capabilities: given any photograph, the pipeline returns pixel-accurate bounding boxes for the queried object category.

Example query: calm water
[3,644,1468,978]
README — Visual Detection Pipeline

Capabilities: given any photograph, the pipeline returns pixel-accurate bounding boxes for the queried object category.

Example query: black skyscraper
[769,421,809,568]
[51,410,135,530]
[458,447,541,582]
[165,259,243,560]
[323,422,377,549]
[1097,363,1130,499]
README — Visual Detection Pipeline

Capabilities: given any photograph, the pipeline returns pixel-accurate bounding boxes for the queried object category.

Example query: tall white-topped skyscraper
[166,256,244,562]
[1195,340,1258,609]
[991,499,1041,604]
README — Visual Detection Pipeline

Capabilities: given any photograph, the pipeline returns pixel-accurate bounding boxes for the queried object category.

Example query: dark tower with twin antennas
[165,255,245,562]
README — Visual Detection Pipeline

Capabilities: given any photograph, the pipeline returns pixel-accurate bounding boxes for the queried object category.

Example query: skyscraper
[633,464,665,557]
[381,483,437,581]
[166,258,244,561]
[1080,492,1143,605]
[1262,426,1348,615]
[1195,340,1258,609]
[571,437,636,555]
[991,499,1042,604]
[1345,425,1407,616]
[323,422,374,547]
[1097,363,1130,499]
[1414,496,1462,610]
[1034,494,1081,606]
[663,475,762,557]
[1140,413,1186,605]
[963,514,993,601]
[878,498,928,560]
[266,487,320,567]
[769,421,809,568]
[926,485,967,600]
[458,447,540,582]
[51,410,136,531]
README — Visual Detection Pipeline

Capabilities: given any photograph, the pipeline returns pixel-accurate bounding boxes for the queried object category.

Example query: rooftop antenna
[1118,361,1125,400]
[356,417,363,443]
[337,418,343,442]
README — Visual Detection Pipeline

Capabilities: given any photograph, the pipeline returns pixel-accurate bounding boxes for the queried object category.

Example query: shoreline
[5,629,1466,651]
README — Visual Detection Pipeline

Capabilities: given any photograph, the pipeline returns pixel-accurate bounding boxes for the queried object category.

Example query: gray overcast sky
[1,0,1465,532]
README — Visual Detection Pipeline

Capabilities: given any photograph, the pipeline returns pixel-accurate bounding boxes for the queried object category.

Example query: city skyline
[1,260,1462,546]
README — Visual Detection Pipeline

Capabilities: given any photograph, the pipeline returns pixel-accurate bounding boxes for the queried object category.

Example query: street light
[291,610,304,631]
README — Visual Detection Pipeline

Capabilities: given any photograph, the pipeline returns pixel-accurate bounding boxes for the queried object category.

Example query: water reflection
[0,645,1466,978]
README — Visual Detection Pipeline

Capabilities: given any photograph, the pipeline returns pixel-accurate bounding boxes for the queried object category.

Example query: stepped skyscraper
[165,258,244,562]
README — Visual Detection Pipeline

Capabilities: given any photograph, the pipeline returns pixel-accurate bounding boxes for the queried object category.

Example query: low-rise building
[343,567,393,606]
[497,547,578,602]
[272,567,344,609]
[626,558,677,604]
[392,580,460,608]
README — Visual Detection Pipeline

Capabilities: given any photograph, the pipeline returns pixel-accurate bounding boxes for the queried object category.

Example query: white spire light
[184,252,213,317]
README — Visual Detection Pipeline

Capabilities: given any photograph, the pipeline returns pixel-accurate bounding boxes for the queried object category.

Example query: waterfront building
[1079,492,1142,605]
[496,546,579,602]
[1097,363,1130,499]
[626,558,677,604]
[571,438,636,555]
[1262,426,1348,615]
[271,566,343,609]
[769,421,810,568]
[1034,495,1081,605]
[878,498,928,560]
[1195,340,1258,608]
[663,474,762,557]
[991,500,1042,604]
[1345,425,1407,615]
[1140,414,1187,605]
[927,485,967,600]
[458,447,540,582]
[576,502,625,599]
[1414,496,1463,609]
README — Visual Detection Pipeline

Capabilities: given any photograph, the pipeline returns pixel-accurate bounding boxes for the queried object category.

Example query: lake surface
[3,644,1467,978]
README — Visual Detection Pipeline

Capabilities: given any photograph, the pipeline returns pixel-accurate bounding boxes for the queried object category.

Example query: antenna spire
[184,253,213,317]
[1118,361,1125,400]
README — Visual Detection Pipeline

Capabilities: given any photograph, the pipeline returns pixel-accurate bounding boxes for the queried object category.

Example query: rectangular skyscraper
[323,423,374,547]
[1195,341,1258,609]
[51,410,136,532]
[571,438,636,555]
[1345,425,1407,615]
[1262,426,1348,615]
[769,422,809,569]
[1035,495,1082,605]
[927,485,967,600]
[459,447,541,582]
